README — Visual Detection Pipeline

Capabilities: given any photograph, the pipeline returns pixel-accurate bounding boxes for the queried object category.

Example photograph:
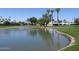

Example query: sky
[0,8,79,22]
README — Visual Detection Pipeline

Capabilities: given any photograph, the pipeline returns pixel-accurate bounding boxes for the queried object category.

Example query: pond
[0,26,70,51]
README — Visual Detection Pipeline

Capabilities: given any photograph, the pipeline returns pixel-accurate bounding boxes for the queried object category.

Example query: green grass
[26,25,45,29]
[56,25,79,51]
[0,26,20,29]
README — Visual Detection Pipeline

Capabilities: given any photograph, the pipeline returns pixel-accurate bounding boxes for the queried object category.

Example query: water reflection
[29,29,37,37]
[29,28,59,50]
[38,28,54,49]
[0,27,70,51]
[48,29,64,49]
[29,28,69,50]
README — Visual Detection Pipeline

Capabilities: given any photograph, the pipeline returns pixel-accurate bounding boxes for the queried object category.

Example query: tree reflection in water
[38,28,54,49]
[28,29,37,40]
[29,28,54,49]
[50,29,61,49]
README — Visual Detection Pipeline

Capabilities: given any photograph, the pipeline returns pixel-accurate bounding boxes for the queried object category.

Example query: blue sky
[0,8,79,22]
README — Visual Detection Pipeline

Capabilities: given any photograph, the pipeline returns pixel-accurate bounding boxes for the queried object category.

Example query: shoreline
[0,26,21,29]
[0,26,76,51]
[57,30,75,51]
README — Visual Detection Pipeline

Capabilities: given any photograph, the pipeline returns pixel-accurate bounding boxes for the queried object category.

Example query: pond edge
[57,30,75,51]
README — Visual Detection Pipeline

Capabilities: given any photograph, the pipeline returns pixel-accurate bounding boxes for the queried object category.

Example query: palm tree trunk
[57,12,59,26]
[51,10,54,26]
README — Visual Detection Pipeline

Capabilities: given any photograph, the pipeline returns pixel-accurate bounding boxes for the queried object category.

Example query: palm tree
[51,10,54,26]
[42,14,45,18]
[55,8,60,25]
[49,14,52,22]
[0,16,3,22]
[51,10,54,20]
[1,18,5,24]
[8,16,11,22]
[47,9,50,15]
[47,9,51,21]
[5,18,7,21]
[0,19,1,22]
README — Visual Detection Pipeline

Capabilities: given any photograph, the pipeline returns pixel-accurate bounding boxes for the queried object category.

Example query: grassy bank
[0,25,45,29]
[0,26,21,29]
[56,25,79,51]
[26,25,45,29]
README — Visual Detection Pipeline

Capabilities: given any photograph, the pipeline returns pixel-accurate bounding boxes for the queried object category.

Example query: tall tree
[27,17,37,25]
[51,10,54,21]
[39,13,49,26]
[46,9,51,21]
[0,19,1,22]
[47,9,50,15]
[74,17,79,24]
[0,16,3,22]
[55,8,60,25]
[51,10,54,26]
[49,14,52,22]
[8,16,11,22]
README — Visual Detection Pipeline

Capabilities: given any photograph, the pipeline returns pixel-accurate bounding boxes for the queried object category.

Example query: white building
[47,21,75,26]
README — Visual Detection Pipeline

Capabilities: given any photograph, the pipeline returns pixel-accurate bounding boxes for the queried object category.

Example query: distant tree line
[0,16,27,26]
[0,8,79,26]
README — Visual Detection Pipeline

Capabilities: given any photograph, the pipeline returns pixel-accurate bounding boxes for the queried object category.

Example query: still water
[0,27,70,51]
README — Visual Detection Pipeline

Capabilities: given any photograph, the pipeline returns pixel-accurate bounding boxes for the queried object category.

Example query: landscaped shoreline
[29,25,78,51]
[56,25,79,51]
[0,26,21,29]
[30,25,76,51]
[57,30,75,51]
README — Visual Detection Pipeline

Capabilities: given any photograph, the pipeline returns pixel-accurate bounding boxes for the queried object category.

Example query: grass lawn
[56,25,79,51]
[0,26,20,29]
